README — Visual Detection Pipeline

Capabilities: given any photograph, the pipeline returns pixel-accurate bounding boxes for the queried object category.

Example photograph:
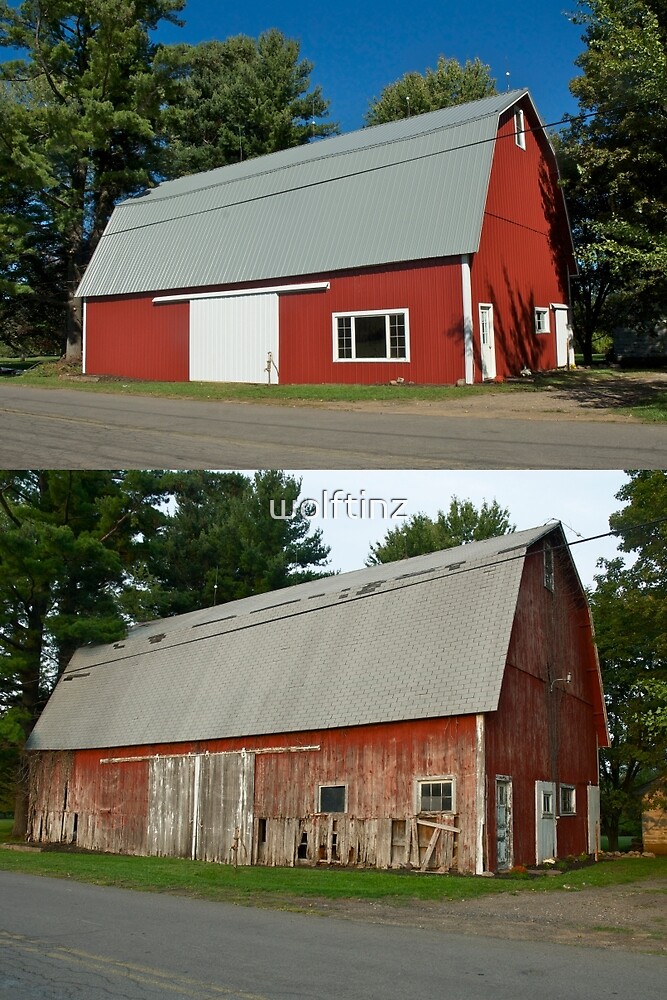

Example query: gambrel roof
[27,524,581,751]
[76,90,538,299]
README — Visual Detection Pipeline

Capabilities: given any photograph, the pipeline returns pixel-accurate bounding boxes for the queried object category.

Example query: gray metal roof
[76,90,533,298]
[27,524,563,751]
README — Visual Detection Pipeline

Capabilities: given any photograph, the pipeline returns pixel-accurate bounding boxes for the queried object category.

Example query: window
[318,784,346,813]
[418,778,455,813]
[544,542,555,592]
[534,307,550,334]
[333,310,409,361]
[514,108,526,149]
[560,785,576,815]
[542,790,553,816]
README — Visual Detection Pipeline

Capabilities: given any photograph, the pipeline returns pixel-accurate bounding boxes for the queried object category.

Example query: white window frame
[534,307,550,334]
[416,776,456,815]
[317,783,347,814]
[332,308,410,363]
[514,108,526,150]
[560,785,576,816]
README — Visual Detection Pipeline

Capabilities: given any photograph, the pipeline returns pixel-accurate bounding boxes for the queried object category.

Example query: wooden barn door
[147,752,255,864]
[190,293,279,383]
[495,777,512,870]
[535,780,557,863]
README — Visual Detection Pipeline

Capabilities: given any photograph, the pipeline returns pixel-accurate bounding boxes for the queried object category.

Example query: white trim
[514,108,526,150]
[153,281,330,304]
[82,299,87,373]
[332,308,410,363]
[475,714,485,874]
[461,255,474,384]
[534,306,550,334]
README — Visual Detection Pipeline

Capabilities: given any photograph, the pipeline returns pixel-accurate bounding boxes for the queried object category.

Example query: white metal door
[553,306,573,368]
[496,777,512,869]
[587,784,601,855]
[535,780,557,863]
[190,293,279,383]
[478,304,496,380]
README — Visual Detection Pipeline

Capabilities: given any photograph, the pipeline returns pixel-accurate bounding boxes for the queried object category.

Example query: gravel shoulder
[291,878,667,954]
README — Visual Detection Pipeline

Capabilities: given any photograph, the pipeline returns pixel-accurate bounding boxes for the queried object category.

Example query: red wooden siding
[470,99,575,381]
[279,259,465,385]
[484,541,602,869]
[85,295,189,381]
[28,716,480,871]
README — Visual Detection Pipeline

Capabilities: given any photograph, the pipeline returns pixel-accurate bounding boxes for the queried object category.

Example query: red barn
[26,524,607,873]
[77,91,575,386]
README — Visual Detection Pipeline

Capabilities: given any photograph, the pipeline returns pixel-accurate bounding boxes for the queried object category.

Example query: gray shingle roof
[76,90,532,298]
[27,524,561,751]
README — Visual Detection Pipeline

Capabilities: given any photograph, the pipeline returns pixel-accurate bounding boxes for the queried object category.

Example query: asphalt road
[1,384,666,469]
[1,872,664,1000]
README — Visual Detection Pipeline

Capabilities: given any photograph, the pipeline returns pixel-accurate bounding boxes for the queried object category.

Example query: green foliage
[367,497,514,565]
[590,471,667,846]
[159,29,337,175]
[365,55,496,125]
[560,1,667,358]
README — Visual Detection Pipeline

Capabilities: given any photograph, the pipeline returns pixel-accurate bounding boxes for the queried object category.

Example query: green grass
[0,846,665,909]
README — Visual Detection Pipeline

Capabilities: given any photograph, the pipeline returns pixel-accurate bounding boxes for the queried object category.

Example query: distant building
[27,525,607,873]
[77,91,575,386]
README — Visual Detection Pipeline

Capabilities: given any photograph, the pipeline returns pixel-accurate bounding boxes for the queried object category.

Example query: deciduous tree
[367,497,514,564]
[365,55,496,126]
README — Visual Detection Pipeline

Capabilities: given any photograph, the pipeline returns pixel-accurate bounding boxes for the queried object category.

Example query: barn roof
[26,524,572,751]
[76,90,536,299]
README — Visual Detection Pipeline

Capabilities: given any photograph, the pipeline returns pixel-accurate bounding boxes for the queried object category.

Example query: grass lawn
[1,836,665,909]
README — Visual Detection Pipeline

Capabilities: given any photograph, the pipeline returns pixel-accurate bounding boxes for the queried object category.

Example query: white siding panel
[190,293,279,383]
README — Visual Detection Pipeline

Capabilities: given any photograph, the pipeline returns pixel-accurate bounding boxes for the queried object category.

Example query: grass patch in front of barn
[1,847,665,909]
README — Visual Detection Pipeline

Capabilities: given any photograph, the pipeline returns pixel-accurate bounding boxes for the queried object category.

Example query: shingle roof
[76,90,533,298]
[27,524,563,751]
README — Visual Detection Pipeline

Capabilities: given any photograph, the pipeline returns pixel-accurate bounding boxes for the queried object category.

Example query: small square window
[319,784,346,813]
[418,778,454,813]
[514,108,526,149]
[534,308,550,334]
[560,785,576,815]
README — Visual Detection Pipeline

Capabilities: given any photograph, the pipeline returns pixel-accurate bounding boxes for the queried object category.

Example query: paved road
[1,872,664,1000]
[1,384,666,469]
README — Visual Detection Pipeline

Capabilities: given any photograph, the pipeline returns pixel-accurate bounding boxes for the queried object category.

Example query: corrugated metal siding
[470,99,574,381]
[77,92,530,298]
[84,295,189,380]
[190,293,279,383]
[279,259,465,385]
[484,540,602,869]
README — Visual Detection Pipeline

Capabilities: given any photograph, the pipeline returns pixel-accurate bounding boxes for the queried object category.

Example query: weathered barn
[26,524,607,873]
[76,90,575,386]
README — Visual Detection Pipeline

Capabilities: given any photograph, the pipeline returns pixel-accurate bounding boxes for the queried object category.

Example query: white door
[587,785,601,855]
[478,304,496,380]
[496,777,512,870]
[190,293,279,383]
[535,780,557,863]
[553,305,573,368]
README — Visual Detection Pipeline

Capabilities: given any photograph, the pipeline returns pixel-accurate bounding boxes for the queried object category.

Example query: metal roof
[76,90,532,298]
[27,524,563,751]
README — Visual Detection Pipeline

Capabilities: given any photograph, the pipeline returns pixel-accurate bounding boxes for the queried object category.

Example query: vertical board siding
[190,294,279,383]
[470,100,574,382]
[484,541,601,869]
[28,717,475,871]
[279,259,465,385]
[85,296,189,380]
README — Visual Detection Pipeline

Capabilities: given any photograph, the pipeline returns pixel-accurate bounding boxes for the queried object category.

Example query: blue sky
[156,0,586,134]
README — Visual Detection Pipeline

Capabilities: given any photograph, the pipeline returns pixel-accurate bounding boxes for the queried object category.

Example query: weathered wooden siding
[484,540,603,869]
[28,717,475,870]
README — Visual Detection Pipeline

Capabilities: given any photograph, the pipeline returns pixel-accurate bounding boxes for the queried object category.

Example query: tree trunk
[11,763,29,839]
[65,291,83,361]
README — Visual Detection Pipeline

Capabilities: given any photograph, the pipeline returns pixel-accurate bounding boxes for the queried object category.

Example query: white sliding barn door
[190,293,279,383]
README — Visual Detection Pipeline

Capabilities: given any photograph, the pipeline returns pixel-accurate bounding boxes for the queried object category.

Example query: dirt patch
[289,878,667,954]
